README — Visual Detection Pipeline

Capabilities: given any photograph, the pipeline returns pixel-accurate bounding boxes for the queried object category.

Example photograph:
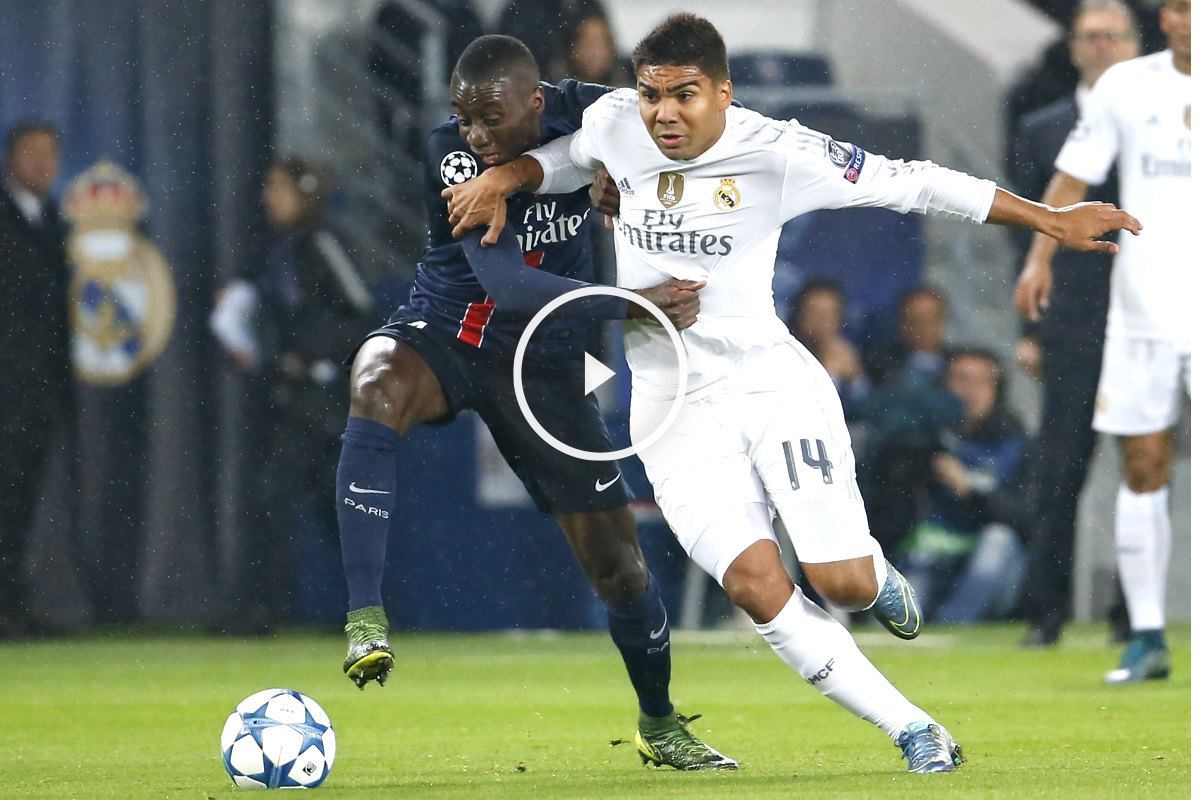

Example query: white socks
[754,588,930,741]
[1114,483,1171,631]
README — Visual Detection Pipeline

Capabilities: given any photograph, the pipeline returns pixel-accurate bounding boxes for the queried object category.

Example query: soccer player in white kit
[447,13,1142,773]
[1016,0,1191,684]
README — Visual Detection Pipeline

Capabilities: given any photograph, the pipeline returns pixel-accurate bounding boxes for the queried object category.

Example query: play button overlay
[583,352,615,396]
[513,286,688,462]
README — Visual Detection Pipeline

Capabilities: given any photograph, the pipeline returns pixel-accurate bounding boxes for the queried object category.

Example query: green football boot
[634,712,739,771]
[343,605,394,690]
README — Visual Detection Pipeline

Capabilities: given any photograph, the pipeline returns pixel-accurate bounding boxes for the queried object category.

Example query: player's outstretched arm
[988,182,1141,254]
[442,155,546,244]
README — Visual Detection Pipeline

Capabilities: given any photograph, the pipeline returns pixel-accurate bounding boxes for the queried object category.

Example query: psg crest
[64,160,176,386]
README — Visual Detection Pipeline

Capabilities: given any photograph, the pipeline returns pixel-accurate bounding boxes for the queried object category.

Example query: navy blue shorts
[355,306,632,514]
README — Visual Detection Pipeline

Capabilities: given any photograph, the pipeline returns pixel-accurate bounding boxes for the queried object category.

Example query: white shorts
[1093,336,1191,436]
[631,341,875,585]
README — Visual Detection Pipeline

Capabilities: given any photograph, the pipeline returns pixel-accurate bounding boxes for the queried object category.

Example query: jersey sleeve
[424,125,483,246]
[776,123,996,225]
[1053,71,1119,185]
[529,129,602,194]
[461,225,628,320]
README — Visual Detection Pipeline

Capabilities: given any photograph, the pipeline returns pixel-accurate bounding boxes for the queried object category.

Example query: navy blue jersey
[408,79,611,361]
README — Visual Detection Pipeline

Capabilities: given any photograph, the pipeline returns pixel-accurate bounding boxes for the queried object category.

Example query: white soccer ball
[220,689,336,789]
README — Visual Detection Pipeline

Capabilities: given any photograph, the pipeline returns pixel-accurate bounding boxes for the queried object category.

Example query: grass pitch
[0,623,1188,799]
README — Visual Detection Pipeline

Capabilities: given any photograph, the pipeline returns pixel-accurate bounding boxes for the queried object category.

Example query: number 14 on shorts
[782,439,834,488]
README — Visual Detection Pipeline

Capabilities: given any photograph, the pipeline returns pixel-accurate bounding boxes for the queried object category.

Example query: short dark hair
[4,119,58,159]
[452,35,540,90]
[632,13,729,82]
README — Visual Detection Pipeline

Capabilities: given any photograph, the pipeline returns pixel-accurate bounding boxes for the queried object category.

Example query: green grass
[0,623,1188,799]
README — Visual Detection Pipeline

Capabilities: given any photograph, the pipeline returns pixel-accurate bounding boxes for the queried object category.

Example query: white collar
[1074,83,1093,113]
[5,180,44,225]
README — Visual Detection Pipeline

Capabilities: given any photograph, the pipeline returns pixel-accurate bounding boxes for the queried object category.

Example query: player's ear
[532,86,545,114]
[717,79,733,111]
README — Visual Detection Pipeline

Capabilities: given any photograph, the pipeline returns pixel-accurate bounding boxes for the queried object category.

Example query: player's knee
[1121,441,1172,492]
[349,340,440,433]
[722,556,794,624]
[350,362,407,427]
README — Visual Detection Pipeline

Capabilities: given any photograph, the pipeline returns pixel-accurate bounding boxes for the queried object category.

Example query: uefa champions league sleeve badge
[64,160,176,386]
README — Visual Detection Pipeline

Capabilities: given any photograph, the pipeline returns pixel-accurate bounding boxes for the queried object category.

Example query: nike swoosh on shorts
[595,473,621,492]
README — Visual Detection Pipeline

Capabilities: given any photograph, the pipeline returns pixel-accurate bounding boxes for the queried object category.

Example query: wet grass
[0,622,1187,799]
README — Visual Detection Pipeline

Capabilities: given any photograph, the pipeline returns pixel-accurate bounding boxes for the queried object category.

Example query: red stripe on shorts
[457,297,495,347]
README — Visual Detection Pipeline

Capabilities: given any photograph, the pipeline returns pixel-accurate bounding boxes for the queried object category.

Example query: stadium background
[0,0,1189,631]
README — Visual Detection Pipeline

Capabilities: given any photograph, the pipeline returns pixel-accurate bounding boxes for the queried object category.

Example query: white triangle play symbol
[583,352,616,396]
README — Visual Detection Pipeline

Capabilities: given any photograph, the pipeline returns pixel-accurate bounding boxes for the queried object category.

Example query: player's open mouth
[658,133,683,147]
[478,152,505,166]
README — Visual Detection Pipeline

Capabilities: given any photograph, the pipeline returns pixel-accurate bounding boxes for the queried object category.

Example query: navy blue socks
[606,574,674,718]
[336,417,401,611]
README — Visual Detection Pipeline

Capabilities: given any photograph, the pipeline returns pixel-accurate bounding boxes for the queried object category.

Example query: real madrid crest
[714,177,740,211]
[65,160,176,386]
[657,171,684,208]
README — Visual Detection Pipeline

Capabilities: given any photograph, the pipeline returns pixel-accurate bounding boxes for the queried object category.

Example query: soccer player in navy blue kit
[335,35,733,770]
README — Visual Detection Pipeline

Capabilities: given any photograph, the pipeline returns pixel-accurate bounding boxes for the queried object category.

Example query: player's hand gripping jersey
[530,90,997,395]
[409,79,615,362]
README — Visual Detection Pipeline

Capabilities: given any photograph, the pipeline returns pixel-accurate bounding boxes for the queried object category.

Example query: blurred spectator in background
[368,0,486,164]
[862,285,950,389]
[1006,0,1139,648]
[499,0,603,79]
[211,157,375,633]
[0,120,72,638]
[785,278,868,402]
[1005,0,1160,148]
[895,348,1029,624]
[563,3,633,86]
[854,287,961,554]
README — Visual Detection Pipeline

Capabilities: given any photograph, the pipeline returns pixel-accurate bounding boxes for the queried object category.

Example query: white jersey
[1055,50,1192,345]
[532,89,996,395]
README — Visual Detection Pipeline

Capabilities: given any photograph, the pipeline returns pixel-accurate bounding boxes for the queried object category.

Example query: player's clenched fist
[632,279,706,330]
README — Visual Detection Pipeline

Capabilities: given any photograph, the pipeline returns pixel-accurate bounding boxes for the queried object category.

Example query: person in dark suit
[0,120,72,637]
[1006,0,1139,647]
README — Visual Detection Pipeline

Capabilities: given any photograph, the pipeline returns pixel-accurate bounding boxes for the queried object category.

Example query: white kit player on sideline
[1016,0,1191,684]
[445,13,1141,774]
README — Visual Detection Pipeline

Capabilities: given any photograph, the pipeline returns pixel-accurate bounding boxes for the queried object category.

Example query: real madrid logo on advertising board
[65,160,175,386]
